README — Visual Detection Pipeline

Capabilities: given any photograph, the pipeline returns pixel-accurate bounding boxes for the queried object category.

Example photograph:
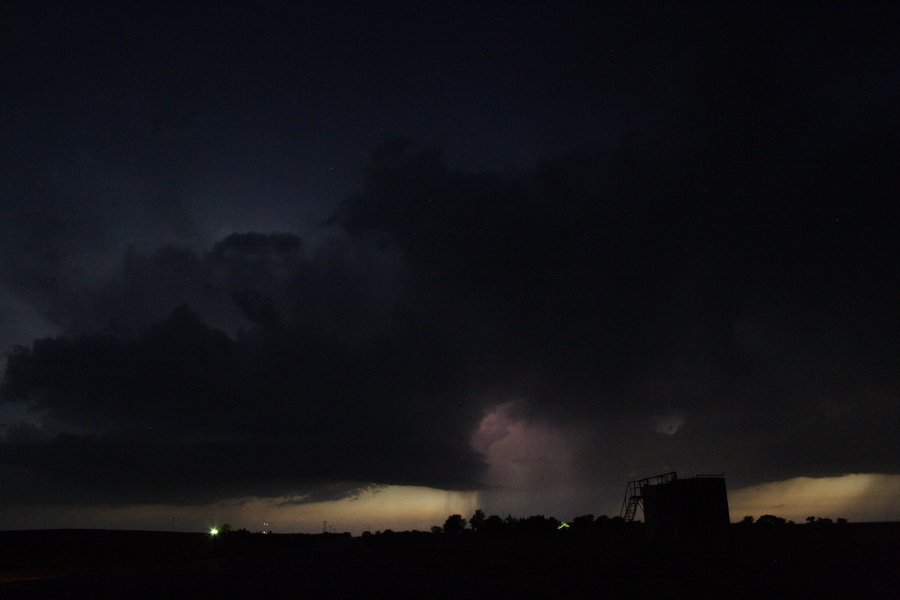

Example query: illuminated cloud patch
[653,412,685,436]
[471,402,576,490]
[470,402,593,517]
[0,486,478,535]
[729,474,900,523]
[264,485,479,533]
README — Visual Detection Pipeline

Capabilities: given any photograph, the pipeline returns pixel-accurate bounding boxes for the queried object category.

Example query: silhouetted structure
[621,471,730,537]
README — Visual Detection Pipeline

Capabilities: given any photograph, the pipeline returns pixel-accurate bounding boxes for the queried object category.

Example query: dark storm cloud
[1,2,898,511]
[1,231,481,503]
[333,130,900,488]
[275,483,386,506]
[4,121,898,505]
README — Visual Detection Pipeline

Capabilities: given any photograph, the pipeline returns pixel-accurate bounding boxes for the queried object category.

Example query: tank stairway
[619,472,678,522]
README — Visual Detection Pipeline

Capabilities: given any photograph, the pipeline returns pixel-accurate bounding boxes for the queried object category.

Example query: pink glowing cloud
[470,402,589,517]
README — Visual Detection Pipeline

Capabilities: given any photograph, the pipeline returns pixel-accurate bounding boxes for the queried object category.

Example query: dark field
[1,523,898,599]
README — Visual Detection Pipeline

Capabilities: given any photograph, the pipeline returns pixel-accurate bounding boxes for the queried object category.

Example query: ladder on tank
[619,471,677,522]
[621,480,642,522]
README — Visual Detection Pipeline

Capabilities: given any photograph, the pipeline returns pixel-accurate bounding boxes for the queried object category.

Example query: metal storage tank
[621,472,730,537]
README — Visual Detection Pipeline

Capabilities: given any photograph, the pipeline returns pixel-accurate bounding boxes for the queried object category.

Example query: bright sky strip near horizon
[1,3,899,529]
[2,475,897,534]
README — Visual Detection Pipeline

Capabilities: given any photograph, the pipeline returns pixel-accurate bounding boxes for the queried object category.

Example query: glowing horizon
[728,473,900,523]
[1,473,897,534]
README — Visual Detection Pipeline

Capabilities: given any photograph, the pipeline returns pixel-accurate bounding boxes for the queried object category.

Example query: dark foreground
[1,523,898,599]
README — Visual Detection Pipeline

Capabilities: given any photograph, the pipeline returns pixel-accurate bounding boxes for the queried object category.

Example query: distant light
[210,527,219,536]
[557,522,570,530]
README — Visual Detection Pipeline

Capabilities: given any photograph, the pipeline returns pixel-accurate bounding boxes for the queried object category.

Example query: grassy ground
[1,523,897,598]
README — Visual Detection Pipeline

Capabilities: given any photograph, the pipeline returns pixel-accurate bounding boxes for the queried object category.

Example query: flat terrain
[1,523,898,598]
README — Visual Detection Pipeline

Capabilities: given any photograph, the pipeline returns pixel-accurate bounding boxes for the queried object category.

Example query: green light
[210,527,219,536]
[557,522,570,530]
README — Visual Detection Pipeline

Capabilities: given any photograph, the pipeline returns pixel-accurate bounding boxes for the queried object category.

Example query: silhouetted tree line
[430,510,850,535]
[431,510,631,535]
[736,515,849,527]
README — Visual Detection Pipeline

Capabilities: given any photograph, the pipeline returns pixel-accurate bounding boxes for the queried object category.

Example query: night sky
[1,3,898,532]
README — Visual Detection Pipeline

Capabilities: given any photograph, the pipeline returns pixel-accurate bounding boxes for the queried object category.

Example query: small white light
[210,527,219,536]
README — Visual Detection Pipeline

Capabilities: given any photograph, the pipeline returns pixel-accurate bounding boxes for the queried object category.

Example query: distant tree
[739,516,755,526]
[806,516,816,525]
[220,523,233,533]
[755,515,786,527]
[361,530,372,537]
[443,514,467,534]
[470,509,486,532]
[571,514,595,530]
[521,515,554,532]
[431,525,443,535]
[609,516,625,527]
[836,517,848,525]
[504,514,519,527]
[481,515,505,533]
